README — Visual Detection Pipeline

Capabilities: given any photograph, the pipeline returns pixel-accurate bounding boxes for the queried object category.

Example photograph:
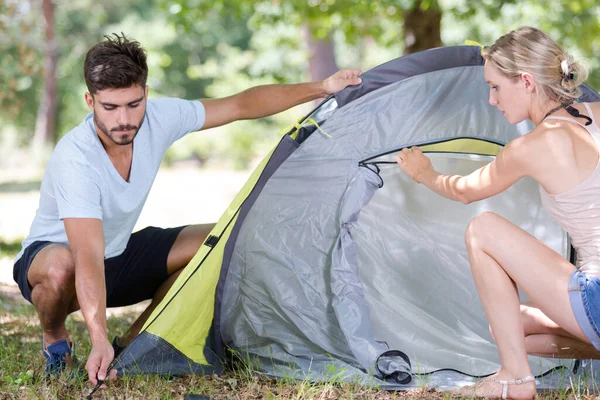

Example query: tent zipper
[358,137,504,165]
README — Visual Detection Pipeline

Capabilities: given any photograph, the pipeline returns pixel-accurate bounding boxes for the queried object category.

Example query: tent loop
[358,162,384,188]
[277,117,332,139]
[302,117,332,138]
[375,350,413,384]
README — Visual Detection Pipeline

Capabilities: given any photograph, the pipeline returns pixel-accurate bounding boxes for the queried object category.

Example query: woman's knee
[464,211,501,248]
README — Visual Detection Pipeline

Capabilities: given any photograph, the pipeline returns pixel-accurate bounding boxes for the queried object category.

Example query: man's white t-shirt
[16,97,205,261]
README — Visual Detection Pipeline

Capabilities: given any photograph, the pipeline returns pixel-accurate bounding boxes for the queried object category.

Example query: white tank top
[539,102,600,278]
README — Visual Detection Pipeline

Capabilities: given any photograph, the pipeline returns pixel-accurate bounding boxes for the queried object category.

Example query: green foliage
[0,1,44,140]
[2,0,251,143]
[444,0,600,90]
[0,238,22,259]
[3,369,34,386]
[161,0,408,46]
[161,0,600,92]
[2,0,600,168]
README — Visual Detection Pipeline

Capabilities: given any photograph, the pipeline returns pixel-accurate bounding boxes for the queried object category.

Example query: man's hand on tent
[322,69,363,95]
[200,68,362,130]
[86,339,118,388]
[396,146,433,183]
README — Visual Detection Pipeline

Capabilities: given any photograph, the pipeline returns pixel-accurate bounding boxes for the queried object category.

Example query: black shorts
[13,226,187,307]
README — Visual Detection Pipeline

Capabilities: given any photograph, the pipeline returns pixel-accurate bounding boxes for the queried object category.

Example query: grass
[0,285,598,400]
[0,285,439,400]
[0,238,22,259]
[0,237,597,399]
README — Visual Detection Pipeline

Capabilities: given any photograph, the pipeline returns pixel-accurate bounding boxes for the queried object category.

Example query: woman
[397,26,600,399]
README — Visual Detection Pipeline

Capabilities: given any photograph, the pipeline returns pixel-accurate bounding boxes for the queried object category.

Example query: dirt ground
[0,164,252,285]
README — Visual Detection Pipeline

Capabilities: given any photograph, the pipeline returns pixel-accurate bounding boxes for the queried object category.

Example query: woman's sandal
[456,375,536,399]
[485,375,536,399]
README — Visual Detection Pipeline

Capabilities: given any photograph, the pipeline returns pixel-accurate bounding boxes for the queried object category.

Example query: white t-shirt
[16,97,206,261]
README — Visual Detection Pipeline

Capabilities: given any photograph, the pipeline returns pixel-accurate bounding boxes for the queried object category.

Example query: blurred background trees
[1,0,599,170]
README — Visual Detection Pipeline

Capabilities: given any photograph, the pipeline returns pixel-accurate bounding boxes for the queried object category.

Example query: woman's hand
[396,146,433,183]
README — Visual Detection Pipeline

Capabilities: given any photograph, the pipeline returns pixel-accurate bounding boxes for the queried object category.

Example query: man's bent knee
[29,244,79,312]
[29,244,76,290]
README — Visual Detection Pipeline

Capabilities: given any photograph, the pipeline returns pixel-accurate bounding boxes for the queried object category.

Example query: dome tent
[114,45,600,390]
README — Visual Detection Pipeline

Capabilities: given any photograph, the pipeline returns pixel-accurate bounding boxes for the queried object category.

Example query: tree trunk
[403,0,443,54]
[303,25,338,103]
[32,0,58,153]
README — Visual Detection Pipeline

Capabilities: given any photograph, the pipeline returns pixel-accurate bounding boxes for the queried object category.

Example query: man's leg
[116,223,214,346]
[27,243,80,347]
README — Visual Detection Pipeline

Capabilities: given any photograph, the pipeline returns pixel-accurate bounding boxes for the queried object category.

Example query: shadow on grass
[1,283,588,400]
[0,180,42,193]
[0,286,143,372]
[0,286,144,345]
[0,286,197,399]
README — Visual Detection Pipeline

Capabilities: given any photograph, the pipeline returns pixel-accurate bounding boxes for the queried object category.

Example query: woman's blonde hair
[482,26,588,105]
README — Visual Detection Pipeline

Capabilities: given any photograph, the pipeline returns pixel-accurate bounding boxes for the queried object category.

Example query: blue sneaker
[42,339,76,375]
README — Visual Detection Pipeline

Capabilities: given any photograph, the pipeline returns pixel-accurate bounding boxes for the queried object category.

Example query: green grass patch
[0,289,598,399]
[0,238,22,259]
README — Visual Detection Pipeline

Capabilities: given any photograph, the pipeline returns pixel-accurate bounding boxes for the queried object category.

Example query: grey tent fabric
[335,44,600,109]
[355,153,566,375]
[335,45,483,108]
[115,46,600,391]
[217,46,600,389]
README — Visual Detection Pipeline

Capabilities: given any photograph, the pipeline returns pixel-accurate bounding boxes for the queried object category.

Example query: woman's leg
[520,302,600,359]
[458,212,590,399]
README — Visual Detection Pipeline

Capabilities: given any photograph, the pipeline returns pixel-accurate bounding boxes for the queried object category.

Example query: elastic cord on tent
[359,136,505,165]
[358,162,384,188]
[278,116,332,139]
[412,363,573,381]
[305,117,331,138]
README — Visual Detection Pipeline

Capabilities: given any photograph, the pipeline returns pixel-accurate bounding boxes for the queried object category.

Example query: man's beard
[94,113,145,146]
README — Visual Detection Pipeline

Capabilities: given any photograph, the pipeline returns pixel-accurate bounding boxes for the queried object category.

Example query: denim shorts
[568,269,600,350]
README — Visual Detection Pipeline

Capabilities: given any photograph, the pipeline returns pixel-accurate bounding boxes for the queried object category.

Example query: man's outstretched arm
[64,218,116,386]
[200,69,362,130]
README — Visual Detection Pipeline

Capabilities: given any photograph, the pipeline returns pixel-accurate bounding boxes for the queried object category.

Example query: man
[12,33,362,386]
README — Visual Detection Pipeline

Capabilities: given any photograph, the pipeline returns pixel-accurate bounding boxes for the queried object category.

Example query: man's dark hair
[84,33,148,94]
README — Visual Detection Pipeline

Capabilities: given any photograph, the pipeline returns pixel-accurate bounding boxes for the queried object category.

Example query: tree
[165,0,599,87]
[32,0,58,153]
[161,0,406,84]
[303,26,338,83]
[2,0,599,166]
[0,0,44,140]
[404,0,442,54]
